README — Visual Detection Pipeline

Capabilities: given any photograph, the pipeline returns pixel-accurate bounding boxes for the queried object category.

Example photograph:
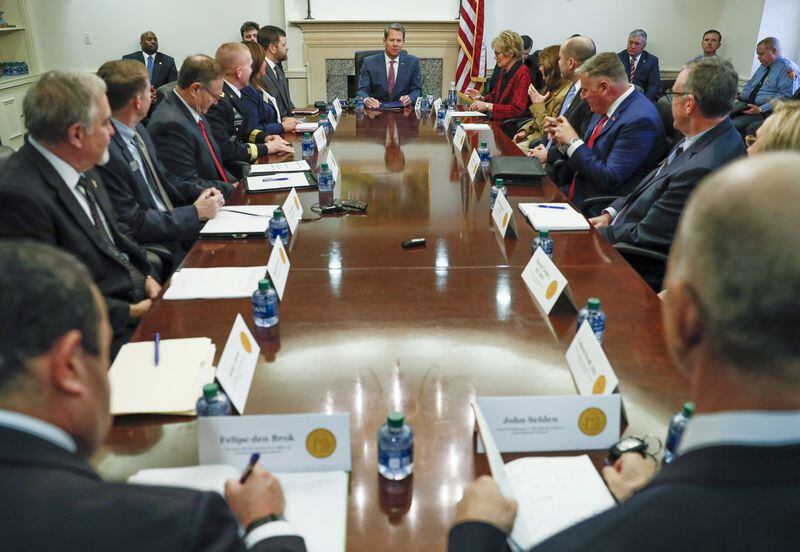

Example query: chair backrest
[0,145,15,172]
[157,80,177,97]
[656,96,678,154]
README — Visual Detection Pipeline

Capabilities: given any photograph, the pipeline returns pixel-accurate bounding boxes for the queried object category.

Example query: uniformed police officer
[732,36,800,136]
[206,42,293,179]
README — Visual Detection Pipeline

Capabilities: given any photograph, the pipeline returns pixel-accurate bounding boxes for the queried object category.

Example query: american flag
[455,0,486,93]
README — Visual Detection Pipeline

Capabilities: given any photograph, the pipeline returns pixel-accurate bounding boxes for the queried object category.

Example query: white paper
[163,266,267,300]
[519,203,590,231]
[199,205,277,237]
[492,189,517,238]
[450,111,488,117]
[566,321,619,396]
[267,239,290,300]
[333,97,343,118]
[109,338,215,415]
[326,150,341,184]
[313,125,327,150]
[453,124,467,151]
[521,247,568,315]
[129,466,349,552]
[467,148,481,181]
[249,160,311,173]
[246,172,312,192]
[295,122,319,133]
[198,413,352,472]
[444,109,454,129]
[328,110,339,131]
[282,188,303,234]
[215,314,260,414]
[461,123,492,131]
[433,98,443,112]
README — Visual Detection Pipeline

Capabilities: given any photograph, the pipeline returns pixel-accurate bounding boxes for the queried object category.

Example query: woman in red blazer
[466,30,531,120]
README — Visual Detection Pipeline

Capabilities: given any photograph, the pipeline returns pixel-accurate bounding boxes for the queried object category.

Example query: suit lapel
[111,131,157,209]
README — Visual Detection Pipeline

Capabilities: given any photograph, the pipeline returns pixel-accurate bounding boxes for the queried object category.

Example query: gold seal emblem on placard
[578,407,607,436]
[593,375,606,395]
[279,248,287,263]
[306,428,336,458]
[502,213,509,227]
[545,280,558,299]
[239,332,252,354]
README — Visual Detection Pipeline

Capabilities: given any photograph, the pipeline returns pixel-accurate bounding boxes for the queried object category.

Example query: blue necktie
[146,55,154,80]
[545,84,577,150]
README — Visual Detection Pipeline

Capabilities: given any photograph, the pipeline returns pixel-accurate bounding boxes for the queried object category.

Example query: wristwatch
[246,514,286,534]
[568,137,582,148]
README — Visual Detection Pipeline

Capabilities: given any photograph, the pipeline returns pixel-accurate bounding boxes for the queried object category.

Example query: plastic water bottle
[268,206,289,246]
[320,113,331,136]
[531,230,554,258]
[664,401,695,464]
[301,132,314,157]
[576,297,606,343]
[377,412,414,480]
[355,96,365,110]
[196,383,232,416]
[448,81,458,108]
[489,178,507,209]
[420,95,430,113]
[477,141,490,167]
[252,278,279,328]
[437,106,446,126]
[317,162,335,207]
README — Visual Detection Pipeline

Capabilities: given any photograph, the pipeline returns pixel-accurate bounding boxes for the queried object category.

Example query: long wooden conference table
[97,108,689,551]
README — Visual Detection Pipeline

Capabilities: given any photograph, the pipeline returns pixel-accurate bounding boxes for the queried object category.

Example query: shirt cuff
[566,139,584,158]
[244,520,299,548]
[759,103,771,113]
[604,207,618,218]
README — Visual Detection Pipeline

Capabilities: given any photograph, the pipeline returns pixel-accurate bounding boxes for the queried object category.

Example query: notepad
[109,338,216,415]
[295,122,319,132]
[163,266,267,300]
[249,160,311,173]
[518,203,590,231]
[461,123,492,131]
[450,111,488,117]
[129,466,349,552]
[199,206,277,238]
[246,172,313,193]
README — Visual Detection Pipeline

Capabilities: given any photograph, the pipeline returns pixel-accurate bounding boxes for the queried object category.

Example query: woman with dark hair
[464,30,531,121]
[514,44,572,150]
[240,41,297,135]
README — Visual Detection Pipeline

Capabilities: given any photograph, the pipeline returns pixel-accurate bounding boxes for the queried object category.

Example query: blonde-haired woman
[746,101,800,155]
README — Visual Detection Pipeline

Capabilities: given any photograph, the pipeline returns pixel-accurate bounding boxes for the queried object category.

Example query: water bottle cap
[539,230,550,238]
[321,113,327,118]
[321,163,329,169]
[480,141,487,147]
[495,178,504,186]
[258,278,272,291]
[387,411,404,427]
[203,382,219,399]
[272,206,285,218]
[304,132,311,137]
[450,81,456,86]
[587,297,601,310]
[683,401,695,417]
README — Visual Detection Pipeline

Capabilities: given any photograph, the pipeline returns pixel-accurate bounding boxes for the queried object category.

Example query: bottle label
[254,297,278,319]
[379,448,413,470]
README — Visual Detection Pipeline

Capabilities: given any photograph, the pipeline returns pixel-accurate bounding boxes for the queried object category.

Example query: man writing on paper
[0,241,306,552]
[448,153,800,551]
[357,23,422,110]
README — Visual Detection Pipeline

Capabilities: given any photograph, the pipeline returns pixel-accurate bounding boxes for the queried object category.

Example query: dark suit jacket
[601,118,745,251]
[357,51,422,103]
[449,443,800,551]
[147,91,236,196]
[97,122,206,257]
[0,143,151,352]
[0,426,306,552]
[618,50,661,101]
[546,87,593,187]
[206,82,269,174]
[565,89,665,208]
[261,62,294,119]
[241,85,284,136]
[122,51,178,89]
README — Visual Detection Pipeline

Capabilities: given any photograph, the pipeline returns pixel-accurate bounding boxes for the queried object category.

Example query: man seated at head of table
[206,42,293,179]
[0,241,307,552]
[589,58,745,261]
[147,55,237,196]
[544,52,664,210]
[465,30,532,121]
[0,71,161,358]
[448,152,800,551]
[95,60,225,275]
[357,23,422,110]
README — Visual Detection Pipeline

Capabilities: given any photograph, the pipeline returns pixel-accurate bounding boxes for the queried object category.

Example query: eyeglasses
[493,50,505,57]
[663,89,692,102]
[745,134,758,148]
[200,86,224,100]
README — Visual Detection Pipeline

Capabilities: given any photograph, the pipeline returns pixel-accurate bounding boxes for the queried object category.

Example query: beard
[96,148,110,167]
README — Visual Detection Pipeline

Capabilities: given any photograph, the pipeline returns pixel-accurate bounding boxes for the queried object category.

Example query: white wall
[756,0,800,74]
[283,0,459,21]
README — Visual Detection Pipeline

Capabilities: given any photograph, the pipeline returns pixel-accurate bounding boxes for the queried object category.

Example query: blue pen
[154,332,160,366]
[537,204,567,210]
[262,176,289,182]
[239,452,261,483]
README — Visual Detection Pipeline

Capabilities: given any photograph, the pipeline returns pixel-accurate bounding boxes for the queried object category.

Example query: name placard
[433,98,443,113]
[215,314,260,414]
[476,395,621,453]
[267,238,290,300]
[332,97,343,119]
[198,413,351,472]
[467,148,481,181]
[453,124,467,151]
[566,321,619,395]
[491,188,517,238]
[313,125,327,151]
[328,109,339,131]
[282,188,303,234]
[444,109,454,129]
[326,150,341,184]
[521,247,570,314]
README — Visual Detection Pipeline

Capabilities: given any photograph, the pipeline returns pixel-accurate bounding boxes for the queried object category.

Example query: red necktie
[569,115,608,201]
[388,60,396,98]
[197,118,228,183]
[629,57,637,81]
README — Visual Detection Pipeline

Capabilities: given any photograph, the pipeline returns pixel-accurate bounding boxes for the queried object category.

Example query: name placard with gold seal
[215,313,260,414]
[521,247,574,315]
[266,237,290,300]
[566,320,620,396]
[198,413,351,471]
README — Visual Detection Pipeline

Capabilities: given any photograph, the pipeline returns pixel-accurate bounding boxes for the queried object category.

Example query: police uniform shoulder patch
[788,69,797,80]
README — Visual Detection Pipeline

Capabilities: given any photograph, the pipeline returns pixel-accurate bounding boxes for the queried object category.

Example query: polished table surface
[97,109,688,551]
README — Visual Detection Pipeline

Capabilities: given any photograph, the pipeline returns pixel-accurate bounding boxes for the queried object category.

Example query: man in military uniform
[732,36,800,136]
[206,42,292,179]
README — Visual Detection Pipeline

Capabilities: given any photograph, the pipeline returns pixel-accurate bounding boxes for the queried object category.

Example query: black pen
[239,452,260,484]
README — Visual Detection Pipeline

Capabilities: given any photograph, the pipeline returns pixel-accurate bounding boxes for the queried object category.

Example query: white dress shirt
[0,409,77,452]
[384,52,400,83]
[678,410,800,455]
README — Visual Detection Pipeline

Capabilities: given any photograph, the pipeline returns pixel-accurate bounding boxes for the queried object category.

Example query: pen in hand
[239,452,261,484]
[154,332,160,366]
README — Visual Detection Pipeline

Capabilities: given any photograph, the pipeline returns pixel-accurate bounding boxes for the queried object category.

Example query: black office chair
[613,242,668,292]
[0,144,15,172]
[656,96,679,155]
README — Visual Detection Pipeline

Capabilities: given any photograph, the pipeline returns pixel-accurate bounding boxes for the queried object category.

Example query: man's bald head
[561,35,596,65]
[667,153,800,387]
